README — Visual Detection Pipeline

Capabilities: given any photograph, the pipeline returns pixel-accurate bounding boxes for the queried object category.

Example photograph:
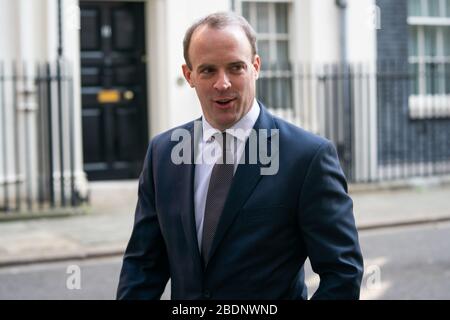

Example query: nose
[213,71,231,91]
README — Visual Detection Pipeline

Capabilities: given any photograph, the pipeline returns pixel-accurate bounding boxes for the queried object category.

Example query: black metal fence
[2,59,448,214]
[0,60,85,215]
[258,61,450,183]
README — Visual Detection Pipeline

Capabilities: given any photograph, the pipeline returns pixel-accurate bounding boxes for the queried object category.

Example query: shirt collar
[201,99,260,143]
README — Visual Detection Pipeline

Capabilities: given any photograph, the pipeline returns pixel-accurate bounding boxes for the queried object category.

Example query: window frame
[408,0,450,118]
[234,0,294,110]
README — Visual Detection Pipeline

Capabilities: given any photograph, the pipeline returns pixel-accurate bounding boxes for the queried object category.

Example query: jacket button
[203,290,211,299]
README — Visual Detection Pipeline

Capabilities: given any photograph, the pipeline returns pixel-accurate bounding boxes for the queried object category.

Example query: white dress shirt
[194,99,260,250]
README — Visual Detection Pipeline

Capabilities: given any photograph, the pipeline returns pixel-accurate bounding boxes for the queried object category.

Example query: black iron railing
[0,61,85,215]
[258,61,450,183]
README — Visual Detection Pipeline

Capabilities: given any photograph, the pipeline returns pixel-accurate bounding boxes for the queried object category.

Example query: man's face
[182,25,261,131]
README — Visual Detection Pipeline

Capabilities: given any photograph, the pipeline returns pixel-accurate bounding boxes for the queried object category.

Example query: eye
[200,67,215,75]
[230,64,245,72]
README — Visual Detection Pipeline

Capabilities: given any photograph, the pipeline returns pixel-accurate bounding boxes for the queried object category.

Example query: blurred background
[0,0,449,300]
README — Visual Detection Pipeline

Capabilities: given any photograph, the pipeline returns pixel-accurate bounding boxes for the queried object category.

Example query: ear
[252,55,261,80]
[182,64,195,88]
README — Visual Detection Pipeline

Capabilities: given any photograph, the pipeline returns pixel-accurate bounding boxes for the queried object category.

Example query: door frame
[79,0,152,180]
[79,0,171,136]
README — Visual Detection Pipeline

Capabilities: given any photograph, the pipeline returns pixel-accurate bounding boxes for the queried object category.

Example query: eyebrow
[196,63,215,72]
[196,61,246,71]
[228,61,246,66]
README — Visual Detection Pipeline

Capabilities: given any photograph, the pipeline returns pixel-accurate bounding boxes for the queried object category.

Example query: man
[117,12,363,300]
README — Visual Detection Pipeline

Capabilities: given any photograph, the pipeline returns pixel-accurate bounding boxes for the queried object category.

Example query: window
[408,0,450,117]
[408,0,450,17]
[238,1,293,110]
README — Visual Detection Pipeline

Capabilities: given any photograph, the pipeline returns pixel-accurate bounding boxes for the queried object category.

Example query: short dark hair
[183,11,257,70]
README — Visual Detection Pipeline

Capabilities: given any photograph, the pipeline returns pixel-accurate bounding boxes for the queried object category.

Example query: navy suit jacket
[117,103,364,300]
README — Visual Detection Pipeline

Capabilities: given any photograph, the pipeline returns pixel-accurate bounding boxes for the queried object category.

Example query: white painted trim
[409,94,450,118]
[146,0,169,137]
[353,62,379,182]
[238,0,291,3]
[408,16,450,25]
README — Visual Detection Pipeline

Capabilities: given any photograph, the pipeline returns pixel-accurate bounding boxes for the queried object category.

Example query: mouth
[213,97,236,109]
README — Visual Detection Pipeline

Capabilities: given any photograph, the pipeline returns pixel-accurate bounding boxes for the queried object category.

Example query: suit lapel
[206,104,278,267]
[177,120,203,270]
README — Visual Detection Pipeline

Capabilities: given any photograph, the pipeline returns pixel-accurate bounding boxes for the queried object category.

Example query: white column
[147,0,170,137]
[347,0,378,182]
[0,0,19,194]
[63,0,88,198]
[45,0,88,200]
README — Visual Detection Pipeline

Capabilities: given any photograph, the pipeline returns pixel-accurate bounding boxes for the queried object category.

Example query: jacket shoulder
[150,120,197,149]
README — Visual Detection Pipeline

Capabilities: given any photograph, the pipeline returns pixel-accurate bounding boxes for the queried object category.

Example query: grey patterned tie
[201,132,234,266]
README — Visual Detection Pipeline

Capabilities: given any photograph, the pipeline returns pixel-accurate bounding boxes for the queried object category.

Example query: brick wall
[375,0,450,168]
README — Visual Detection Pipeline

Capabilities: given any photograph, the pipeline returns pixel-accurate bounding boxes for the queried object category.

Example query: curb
[357,216,450,231]
[0,245,125,268]
[0,205,91,222]
[349,175,450,193]
[2,216,450,268]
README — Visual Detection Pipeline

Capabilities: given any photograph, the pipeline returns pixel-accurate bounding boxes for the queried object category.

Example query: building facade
[0,0,449,212]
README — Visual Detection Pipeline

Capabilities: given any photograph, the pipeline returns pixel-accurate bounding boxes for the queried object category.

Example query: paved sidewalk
[0,180,449,267]
[352,183,450,229]
[0,181,137,266]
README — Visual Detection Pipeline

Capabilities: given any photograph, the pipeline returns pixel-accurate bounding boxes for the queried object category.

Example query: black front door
[80,1,148,180]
